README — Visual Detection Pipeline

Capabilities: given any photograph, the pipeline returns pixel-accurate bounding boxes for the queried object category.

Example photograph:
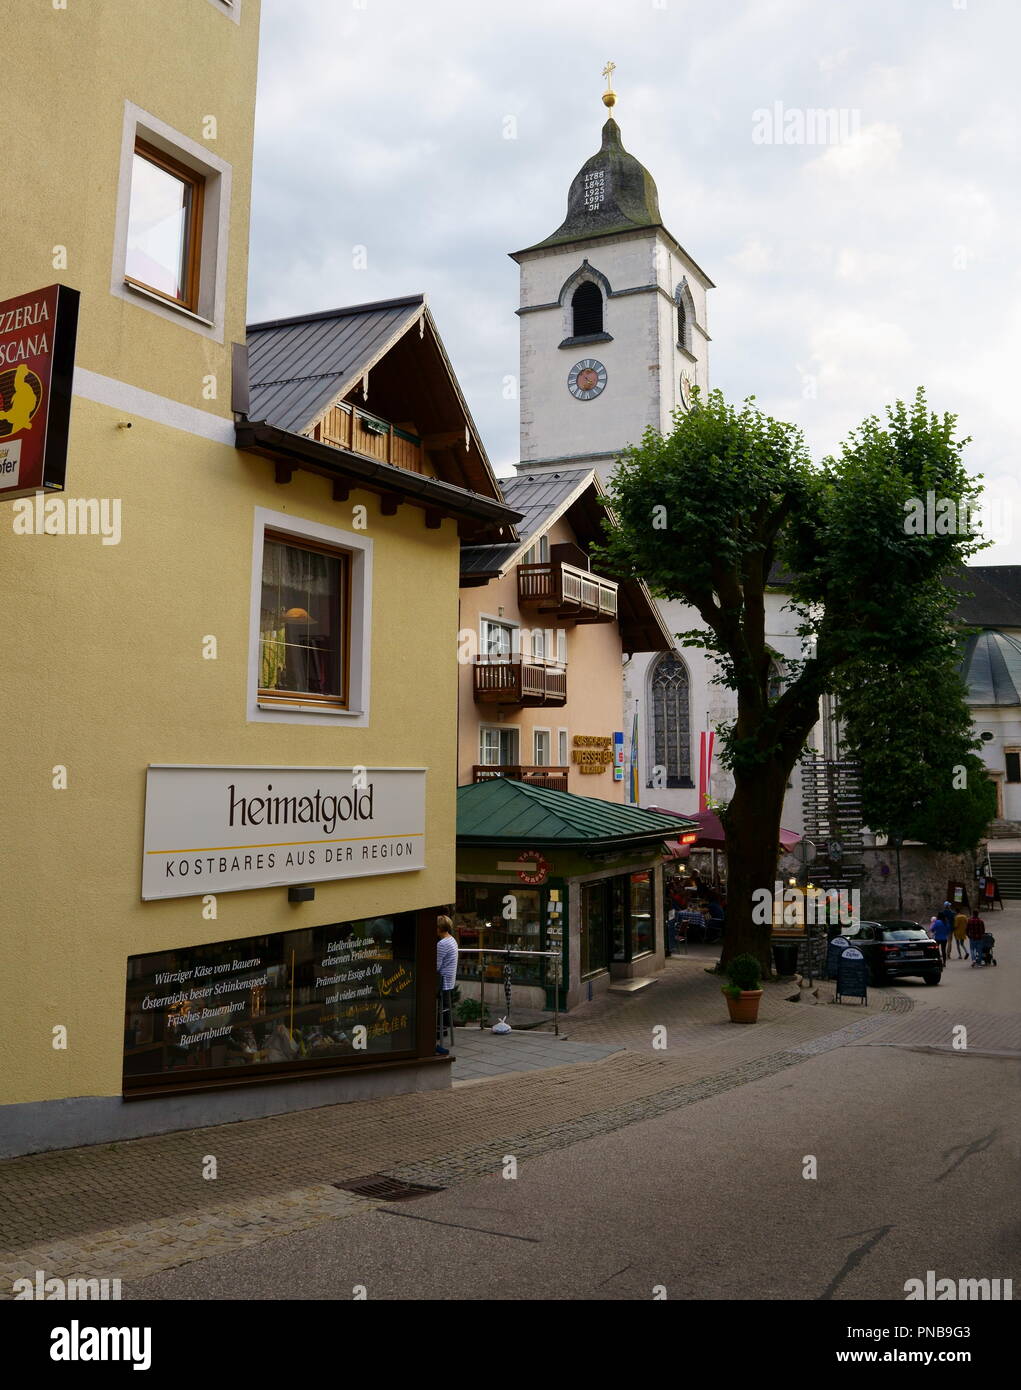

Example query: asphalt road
[133,926,1020,1302]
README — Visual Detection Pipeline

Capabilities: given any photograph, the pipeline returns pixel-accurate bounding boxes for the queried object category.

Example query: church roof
[515,118,665,255]
[960,629,1021,706]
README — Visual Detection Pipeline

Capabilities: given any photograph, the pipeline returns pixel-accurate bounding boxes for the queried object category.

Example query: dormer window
[572,282,603,337]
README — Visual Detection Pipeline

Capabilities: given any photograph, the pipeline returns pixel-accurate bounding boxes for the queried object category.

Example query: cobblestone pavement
[0,967,907,1295]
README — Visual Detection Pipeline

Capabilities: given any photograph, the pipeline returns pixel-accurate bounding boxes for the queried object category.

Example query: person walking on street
[931,910,952,965]
[953,909,969,960]
[966,910,987,967]
[435,915,458,1054]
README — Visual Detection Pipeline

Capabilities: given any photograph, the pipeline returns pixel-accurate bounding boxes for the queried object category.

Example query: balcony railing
[472,765,570,793]
[473,658,567,706]
[517,560,618,622]
[307,403,428,475]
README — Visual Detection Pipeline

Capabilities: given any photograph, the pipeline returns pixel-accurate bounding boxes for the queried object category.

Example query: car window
[881,928,930,941]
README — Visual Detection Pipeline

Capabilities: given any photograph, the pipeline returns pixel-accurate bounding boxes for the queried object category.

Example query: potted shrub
[722,953,764,1023]
[455,997,491,1027]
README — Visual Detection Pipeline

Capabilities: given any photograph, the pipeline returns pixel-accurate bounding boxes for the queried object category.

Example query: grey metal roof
[499,471,592,548]
[246,295,424,436]
[961,630,1021,705]
[460,542,519,577]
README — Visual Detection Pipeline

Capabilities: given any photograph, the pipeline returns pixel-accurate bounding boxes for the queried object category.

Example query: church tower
[511,69,714,479]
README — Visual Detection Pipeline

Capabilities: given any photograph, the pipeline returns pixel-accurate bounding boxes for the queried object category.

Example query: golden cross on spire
[601,61,617,112]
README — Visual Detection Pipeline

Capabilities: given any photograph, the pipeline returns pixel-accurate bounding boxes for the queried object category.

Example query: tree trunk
[720,763,790,974]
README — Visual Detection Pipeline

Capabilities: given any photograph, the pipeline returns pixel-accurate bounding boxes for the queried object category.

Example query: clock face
[568,358,607,401]
[679,372,693,410]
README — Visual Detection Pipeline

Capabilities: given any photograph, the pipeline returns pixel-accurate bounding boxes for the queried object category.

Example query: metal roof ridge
[247,294,426,333]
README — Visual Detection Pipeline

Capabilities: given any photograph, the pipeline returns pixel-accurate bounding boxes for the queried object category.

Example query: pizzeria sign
[0,283,79,501]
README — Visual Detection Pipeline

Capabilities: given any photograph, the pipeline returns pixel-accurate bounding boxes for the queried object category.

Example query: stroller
[980,932,997,967]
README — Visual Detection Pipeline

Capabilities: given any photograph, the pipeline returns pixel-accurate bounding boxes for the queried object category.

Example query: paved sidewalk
[2,930,939,1299]
[450,1028,620,1082]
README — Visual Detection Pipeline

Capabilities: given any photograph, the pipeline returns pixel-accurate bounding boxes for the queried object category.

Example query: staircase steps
[988,851,1021,898]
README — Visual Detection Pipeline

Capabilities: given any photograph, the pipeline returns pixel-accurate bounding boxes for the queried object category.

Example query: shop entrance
[580,880,610,977]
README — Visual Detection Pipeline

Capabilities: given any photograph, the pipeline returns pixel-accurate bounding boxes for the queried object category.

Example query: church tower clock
[511,68,714,481]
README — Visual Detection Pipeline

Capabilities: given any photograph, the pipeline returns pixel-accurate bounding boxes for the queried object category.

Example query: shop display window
[454,883,544,986]
[123,915,416,1087]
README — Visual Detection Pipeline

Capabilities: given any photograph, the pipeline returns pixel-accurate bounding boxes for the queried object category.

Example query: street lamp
[889,833,904,915]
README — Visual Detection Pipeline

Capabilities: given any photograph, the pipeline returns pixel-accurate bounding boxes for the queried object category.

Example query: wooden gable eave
[235,421,522,539]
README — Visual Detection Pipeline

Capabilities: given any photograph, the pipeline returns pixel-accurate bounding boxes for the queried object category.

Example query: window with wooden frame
[125,139,205,311]
[258,531,350,709]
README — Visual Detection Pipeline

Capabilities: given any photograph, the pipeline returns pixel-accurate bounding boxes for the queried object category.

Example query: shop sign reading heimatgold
[142,765,426,900]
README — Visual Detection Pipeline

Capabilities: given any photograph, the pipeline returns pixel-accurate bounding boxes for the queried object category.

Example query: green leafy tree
[598,389,984,968]
[835,645,996,853]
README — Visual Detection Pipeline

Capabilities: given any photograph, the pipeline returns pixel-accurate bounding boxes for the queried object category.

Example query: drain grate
[332,1174,444,1202]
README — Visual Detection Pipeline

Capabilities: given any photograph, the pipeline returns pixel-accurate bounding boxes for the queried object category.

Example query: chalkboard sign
[835,946,869,1004]
[983,877,1003,909]
[826,936,850,980]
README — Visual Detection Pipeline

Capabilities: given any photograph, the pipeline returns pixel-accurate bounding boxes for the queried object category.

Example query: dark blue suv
[841,920,942,985]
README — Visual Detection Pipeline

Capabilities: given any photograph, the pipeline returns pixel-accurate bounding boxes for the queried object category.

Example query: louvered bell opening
[572,282,603,337]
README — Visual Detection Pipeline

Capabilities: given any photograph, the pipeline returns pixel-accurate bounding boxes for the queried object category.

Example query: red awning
[647,806,802,852]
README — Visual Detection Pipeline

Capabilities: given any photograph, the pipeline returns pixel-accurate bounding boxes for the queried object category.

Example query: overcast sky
[250,0,1021,563]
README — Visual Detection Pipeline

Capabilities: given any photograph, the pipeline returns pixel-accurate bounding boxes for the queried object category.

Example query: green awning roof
[457,778,697,849]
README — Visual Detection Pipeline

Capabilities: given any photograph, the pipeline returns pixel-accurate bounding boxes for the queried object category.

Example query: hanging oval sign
[517,850,549,886]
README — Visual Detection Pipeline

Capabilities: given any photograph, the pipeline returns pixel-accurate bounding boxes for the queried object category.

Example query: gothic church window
[572,281,603,337]
[650,651,691,787]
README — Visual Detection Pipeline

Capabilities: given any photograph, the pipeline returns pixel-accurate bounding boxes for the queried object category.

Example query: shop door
[581,881,610,977]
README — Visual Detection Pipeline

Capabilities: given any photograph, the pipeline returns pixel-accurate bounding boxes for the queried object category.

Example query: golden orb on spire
[601,60,617,110]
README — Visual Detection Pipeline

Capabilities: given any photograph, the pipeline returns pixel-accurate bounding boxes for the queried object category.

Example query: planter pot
[723,988,763,1023]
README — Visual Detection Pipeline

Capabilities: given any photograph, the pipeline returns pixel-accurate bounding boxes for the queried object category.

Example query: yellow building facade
[1,0,514,1155]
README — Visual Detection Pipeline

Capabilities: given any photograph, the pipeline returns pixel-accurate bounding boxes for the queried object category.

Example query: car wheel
[922,973,941,986]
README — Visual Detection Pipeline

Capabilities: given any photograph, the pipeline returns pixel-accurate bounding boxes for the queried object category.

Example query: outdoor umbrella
[647,806,802,852]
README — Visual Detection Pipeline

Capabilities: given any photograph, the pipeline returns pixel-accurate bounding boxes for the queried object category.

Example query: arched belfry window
[650,651,692,787]
[572,281,603,337]
[675,282,694,353]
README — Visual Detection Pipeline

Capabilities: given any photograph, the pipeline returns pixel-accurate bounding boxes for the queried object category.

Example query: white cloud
[730,238,773,273]
[807,121,902,176]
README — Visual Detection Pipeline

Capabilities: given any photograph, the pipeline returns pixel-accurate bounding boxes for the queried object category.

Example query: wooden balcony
[473,659,567,707]
[308,403,431,475]
[473,765,570,793]
[517,559,618,623]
